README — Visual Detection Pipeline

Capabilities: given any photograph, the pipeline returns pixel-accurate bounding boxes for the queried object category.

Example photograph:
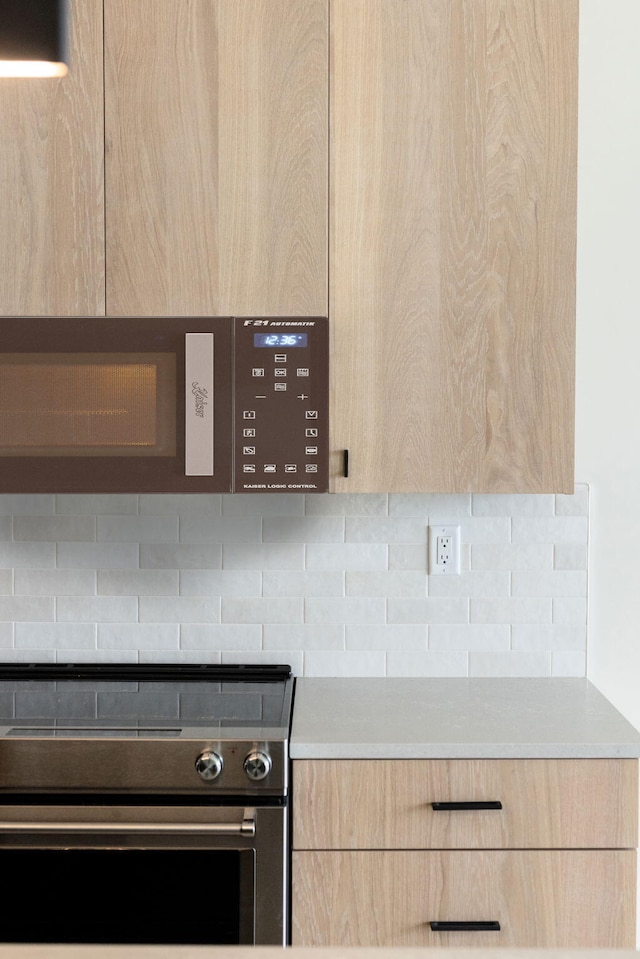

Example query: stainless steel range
[0,663,294,946]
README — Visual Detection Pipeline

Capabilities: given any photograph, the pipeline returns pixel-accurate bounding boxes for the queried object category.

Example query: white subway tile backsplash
[471,598,551,625]
[471,544,553,570]
[180,624,262,650]
[389,494,471,517]
[97,570,179,596]
[223,544,304,570]
[0,597,55,622]
[263,571,343,597]
[98,623,179,650]
[511,570,587,598]
[138,597,220,624]
[552,651,587,676]
[304,650,386,677]
[15,516,96,542]
[552,597,588,625]
[306,544,387,571]
[469,651,552,677]
[387,598,469,625]
[15,569,96,596]
[98,516,178,544]
[181,570,261,597]
[56,495,138,515]
[263,516,344,543]
[346,571,427,598]
[0,543,56,568]
[140,494,222,516]
[0,485,590,678]
[512,516,588,544]
[0,495,55,515]
[16,623,97,649]
[221,597,303,625]
[554,544,588,570]
[346,624,427,651]
[57,597,137,623]
[180,516,261,544]
[305,597,386,625]
[555,487,589,516]
[386,650,468,677]
[428,571,510,598]
[58,543,140,570]
[429,624,510,651]
[346,517,427,544]
[512,624,586,651]
[263,624,345,651]
[306,493,388,516]
[223,493,305,516]
[472,493,554,516]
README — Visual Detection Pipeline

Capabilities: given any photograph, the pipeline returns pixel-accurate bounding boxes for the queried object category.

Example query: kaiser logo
[191,382,209,418]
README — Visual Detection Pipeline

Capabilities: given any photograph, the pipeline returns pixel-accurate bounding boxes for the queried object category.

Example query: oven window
[0,354,176,456]
[0,849,254,944]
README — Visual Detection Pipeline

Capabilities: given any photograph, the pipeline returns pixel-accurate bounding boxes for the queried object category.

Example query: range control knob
[244,750,272,782]
[195,749,224,782]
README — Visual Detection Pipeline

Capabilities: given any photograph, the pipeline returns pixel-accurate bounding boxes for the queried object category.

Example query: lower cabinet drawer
[292,849,637,948]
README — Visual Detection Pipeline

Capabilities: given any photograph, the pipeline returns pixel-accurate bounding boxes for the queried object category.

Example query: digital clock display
[254,333,308,348]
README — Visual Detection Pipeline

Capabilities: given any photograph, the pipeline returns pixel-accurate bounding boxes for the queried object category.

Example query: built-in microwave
[0,316,328,493]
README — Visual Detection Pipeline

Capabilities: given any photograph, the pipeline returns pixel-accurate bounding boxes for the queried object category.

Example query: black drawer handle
[430,921,501,933]
[431,801,503,811]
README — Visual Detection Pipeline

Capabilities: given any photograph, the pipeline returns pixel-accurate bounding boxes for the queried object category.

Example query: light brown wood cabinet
[292,759,639,948]
[0,0,578,494]
[104,0,328,318]
[329,0,578,493]
[0,0,105,316]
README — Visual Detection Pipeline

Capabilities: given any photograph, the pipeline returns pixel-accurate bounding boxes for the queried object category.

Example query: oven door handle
[0,807,257,838]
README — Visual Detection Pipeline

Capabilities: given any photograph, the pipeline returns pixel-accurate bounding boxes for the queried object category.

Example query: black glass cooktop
[0,664,293,734]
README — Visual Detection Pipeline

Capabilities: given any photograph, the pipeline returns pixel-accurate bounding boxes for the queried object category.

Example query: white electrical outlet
[429,524,461,575]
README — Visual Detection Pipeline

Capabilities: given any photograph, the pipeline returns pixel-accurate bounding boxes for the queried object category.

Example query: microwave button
[243,465,256,473]
[264,464,277,473]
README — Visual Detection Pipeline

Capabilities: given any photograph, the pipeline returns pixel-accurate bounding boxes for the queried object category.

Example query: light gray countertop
[290,678,640,759]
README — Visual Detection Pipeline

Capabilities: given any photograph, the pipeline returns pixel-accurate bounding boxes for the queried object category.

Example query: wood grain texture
[293,759,639,850]
[329,0,578,492]
[105,0,327,317]
[292,849,637,947]
[0,0,104,315]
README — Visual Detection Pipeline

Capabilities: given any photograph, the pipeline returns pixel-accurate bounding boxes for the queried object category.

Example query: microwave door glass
[0,354,176,457]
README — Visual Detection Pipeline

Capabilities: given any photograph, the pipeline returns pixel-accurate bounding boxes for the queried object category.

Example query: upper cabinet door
[105,0,328,317]
[330,0,578,492]
[0,0,105,316]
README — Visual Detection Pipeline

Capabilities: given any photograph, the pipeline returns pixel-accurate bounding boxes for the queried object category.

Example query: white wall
[577,0,640,728]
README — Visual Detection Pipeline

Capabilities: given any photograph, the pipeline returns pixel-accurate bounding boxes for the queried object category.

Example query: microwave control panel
[233,317,329,492]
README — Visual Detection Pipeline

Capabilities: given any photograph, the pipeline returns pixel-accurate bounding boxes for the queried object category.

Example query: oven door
[0,803,287,945]
[0,317,233,493]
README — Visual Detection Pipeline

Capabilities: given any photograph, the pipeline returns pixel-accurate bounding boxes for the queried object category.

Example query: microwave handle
[185,333,214,476]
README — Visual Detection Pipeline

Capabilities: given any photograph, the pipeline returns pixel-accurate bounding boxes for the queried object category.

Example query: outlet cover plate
[429,524,461,575]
